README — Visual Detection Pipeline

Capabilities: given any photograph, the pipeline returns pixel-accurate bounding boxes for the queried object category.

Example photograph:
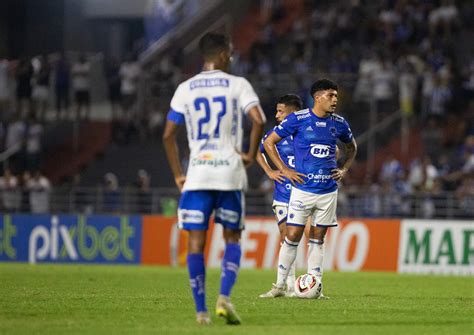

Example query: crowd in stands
[0,0,472,217]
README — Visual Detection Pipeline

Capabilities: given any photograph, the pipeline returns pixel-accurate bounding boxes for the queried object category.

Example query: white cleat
[259,284,287,298]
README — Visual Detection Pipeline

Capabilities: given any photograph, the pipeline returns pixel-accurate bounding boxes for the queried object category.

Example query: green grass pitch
[0,264,472,335]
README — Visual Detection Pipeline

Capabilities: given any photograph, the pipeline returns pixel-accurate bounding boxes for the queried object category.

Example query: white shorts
[272,200,288,225]
[287,188,338,227]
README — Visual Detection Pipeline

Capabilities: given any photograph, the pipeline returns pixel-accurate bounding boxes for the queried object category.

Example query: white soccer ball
[294,273,322,299]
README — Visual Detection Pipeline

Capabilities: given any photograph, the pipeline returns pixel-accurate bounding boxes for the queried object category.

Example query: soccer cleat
[258,283,287,298]
[196,312,211,325]
[215,295,241,325]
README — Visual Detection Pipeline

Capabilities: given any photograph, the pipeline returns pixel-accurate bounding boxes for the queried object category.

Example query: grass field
[0,264,472,335]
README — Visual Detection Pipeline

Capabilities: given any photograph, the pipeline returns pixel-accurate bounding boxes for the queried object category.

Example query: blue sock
[220,243,241,297]
[187,253,207,312]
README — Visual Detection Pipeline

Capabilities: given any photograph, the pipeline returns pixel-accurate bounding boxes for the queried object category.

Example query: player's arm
[263,132,305,185]
[242,105,265,167]
[256,151,285,183]
[162,120,186,192]
[332,138,357,181]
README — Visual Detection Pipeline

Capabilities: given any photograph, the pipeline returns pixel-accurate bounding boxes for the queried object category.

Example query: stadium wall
[0,215,472,275]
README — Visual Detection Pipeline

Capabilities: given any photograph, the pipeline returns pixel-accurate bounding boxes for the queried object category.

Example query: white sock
[307,239,324,279]
[286,261,296,291]
[276,238,299,288]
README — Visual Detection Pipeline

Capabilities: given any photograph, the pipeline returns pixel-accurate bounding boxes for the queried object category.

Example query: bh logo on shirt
[310,144,330,158]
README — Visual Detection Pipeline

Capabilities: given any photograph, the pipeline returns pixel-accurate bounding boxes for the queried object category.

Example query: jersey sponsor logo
[310,144,331,158]
[315,121,326,127]
[297,113,311,120]
[216,208,239,223]
[189,78,229,90]
[179,210,204,224]
[306,172,332,182]
[191,153,230,167]
[290,200,305,211]
[294,110,308,115]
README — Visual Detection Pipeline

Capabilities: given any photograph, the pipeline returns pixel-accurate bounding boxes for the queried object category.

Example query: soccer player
[262,79,357,297]
[163,32,265,325]
[255,94,302,297]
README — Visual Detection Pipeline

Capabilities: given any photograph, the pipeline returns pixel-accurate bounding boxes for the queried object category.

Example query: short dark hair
[277,94,303,110]
[310,79,338,97]
[199,32,230,58]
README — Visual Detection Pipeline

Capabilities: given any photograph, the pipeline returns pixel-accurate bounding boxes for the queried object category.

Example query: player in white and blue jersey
[255,94,301,297]
[163,33,265,325]
[262,79,357,298]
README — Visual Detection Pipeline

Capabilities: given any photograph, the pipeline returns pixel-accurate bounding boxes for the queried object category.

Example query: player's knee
[223,229,241,244]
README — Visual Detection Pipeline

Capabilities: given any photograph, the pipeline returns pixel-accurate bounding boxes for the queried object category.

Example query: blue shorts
[178,190,244,231]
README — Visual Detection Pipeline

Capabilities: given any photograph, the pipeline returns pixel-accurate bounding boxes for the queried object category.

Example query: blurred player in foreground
[163,32,265,325]
[262,79,357,298]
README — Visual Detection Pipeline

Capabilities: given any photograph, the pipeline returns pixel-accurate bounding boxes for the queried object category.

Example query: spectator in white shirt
[0,168,21,212]
[119,55,141,118]
[71,55,91,120]
[26,170,51,213]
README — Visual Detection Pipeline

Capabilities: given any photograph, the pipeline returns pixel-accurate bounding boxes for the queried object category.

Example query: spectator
[134,169,152,213]
[31,55,51,121]
[398,63,417,118]
[429,75,452,119]
[54,54,70,120]
[71,55,91,120]
[119,55,141,118]
[25,113,43,172]
[0,168,20,212]
[372,59,396,116]
[26,170,51,213]
[105,58,121,120]
[5,114,26,174]
[15,58,33,118]
[103,172,120,213]
[0,57,11,117]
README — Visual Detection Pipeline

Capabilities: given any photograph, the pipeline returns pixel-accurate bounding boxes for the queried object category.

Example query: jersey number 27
[194,96,226,140]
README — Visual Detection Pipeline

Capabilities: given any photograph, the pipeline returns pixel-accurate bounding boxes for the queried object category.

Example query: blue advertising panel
[0,215,142,264]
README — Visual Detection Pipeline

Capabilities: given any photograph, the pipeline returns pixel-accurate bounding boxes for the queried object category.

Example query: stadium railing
[3,187,472,219]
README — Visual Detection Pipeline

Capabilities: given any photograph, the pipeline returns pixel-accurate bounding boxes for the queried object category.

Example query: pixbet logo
[310,144,330,158]
[28,216,135,264]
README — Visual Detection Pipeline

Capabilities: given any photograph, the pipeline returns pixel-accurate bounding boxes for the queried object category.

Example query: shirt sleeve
[238,78,260,114]
[167,109,185,124]
[338,119,354,143]
[274,114,298,138]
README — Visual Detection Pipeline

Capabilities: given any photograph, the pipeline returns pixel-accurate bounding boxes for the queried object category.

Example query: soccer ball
[294,273,322,299]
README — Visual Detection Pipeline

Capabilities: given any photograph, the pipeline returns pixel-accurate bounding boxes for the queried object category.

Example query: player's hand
[331,167,347,181]
[241,152,254,168]
[281,168,306,185]
[267,170,285,183]
[174,175,186,192]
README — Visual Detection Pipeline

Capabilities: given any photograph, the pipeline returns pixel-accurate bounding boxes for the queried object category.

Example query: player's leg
[215,191,244,325]
[178,190,215,325]
[262,188,313,296]
[259,202,297,297]
[307,190,338,298]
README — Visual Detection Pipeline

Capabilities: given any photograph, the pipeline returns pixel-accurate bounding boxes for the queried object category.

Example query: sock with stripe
[276,238,299,288]
[219,243,241,297]
[187,253,207,312]
[307,239,324,279]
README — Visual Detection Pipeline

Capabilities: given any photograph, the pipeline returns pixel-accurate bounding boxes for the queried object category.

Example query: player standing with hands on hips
[163,32,265,325]
[262,79,357,298]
